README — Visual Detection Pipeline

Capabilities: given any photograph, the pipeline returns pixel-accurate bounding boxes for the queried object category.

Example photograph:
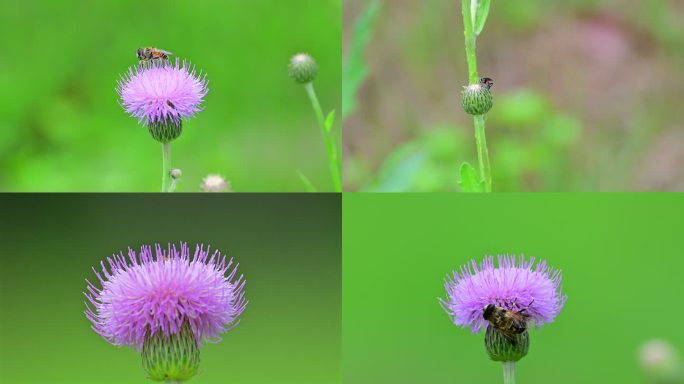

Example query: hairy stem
[503,361,516,384]
[304,82,342,192]
[162,143,171,193]
[462,0,492,192]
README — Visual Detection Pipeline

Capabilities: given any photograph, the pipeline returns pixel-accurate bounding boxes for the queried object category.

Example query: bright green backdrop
[0,194,341,383]
[0,0,341,192]
[343,193,684,383]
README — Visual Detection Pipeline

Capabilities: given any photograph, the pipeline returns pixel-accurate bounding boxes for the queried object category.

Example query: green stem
[462,0,492,192]
[503,361,516,384]
[304,82,341,192]
[474,115,492,191]
[462,0,479,85]
[162,143,171,193]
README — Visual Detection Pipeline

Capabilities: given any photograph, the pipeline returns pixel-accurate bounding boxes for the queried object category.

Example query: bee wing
[158,49,173,56]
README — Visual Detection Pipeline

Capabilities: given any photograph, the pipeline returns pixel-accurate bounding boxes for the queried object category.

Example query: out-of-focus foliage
[358,90,582,192]
[0,0,341,191]
[342,0,381,121]
[343,0,684,191]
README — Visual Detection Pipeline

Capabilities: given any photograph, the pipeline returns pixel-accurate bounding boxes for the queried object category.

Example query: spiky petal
[440,255,566,333]
[84,243,246,350]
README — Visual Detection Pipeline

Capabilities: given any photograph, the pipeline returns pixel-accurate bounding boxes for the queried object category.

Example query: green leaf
[364,145,427,192]
[459,162,484,192]
[296,170,318,192]
[474,0,491,36]
[325,110,336,133]
[342,0,381,120]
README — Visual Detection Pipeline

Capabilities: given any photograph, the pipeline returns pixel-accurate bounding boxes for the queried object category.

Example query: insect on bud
[141,321,200,382]
[484,326,529,362]
[461,79,493,115]
[148,119,182,143]
[288,53,318,84]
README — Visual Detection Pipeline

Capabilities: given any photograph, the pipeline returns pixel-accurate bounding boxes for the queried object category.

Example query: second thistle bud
[484,326,529,362]
[148,119,183,143]
[141,321,200,382]
[201,174,231,192]
[288,53,318,84]
[461,83,493,115]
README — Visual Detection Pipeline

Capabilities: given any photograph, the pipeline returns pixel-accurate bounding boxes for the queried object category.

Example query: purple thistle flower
[440,255,566,333]
[117,59,208,130]
[84,243,246,350]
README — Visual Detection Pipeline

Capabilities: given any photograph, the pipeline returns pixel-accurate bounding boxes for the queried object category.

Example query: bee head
[483,304,496,320]
[136,48,144,60]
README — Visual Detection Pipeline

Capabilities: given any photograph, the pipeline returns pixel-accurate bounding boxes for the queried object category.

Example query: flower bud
[638,339,683,384]
[288,53,318,84]
[484,326,529,362]
[142,321,199,382]
[201,174,231,192]
[148,119,182,143]
[461,83,493,115]
[170,168,182,180]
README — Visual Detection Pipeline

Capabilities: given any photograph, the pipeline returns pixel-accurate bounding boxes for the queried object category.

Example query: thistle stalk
[162,143,171,192]
[502,362,516,384]
[304,82,342,192]
[461,0,492,192]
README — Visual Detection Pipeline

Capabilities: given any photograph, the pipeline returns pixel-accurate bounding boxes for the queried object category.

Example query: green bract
[461,83,493,115]
[484,326,529,363]
[142,321,200,382]
[148,120,183,143]
[289,53,319,84]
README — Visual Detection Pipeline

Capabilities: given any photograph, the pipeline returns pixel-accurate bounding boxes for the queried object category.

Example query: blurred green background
[0,194,341,383]
[343,193,684,383]
[343,0,684,191]
[0,0,341,191]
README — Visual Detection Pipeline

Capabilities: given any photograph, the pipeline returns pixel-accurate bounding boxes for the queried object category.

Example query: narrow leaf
[325,110,336,133]
[342,0,381,120]
[296,170,318,192]
[364,146,427,192]
[474,0,491,36]
[458,162,484,192]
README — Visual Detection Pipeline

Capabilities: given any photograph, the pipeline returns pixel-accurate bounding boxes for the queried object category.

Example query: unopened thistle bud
[638,339,684,384]
[289,53,318,84]
[201,174,231,192]
[484,326,529,362]
[461,81,493,115]
[170,168,182,180]
[142,321,200,382]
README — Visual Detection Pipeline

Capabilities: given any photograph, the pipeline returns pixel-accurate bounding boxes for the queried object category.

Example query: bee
[480,77,494,91]
[136,47,173,64]
[483,300,532,341]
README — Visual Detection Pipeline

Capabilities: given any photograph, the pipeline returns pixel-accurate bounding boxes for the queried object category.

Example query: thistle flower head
[117,59,208,142]
[288,53,318,84]
[440,255,566,333]
[84,243,246,350]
